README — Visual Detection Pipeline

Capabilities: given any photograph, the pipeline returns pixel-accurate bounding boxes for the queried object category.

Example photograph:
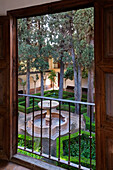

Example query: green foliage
[48,13,72,64]
[18,97,25,102]
[18,104,40,114]
[18,134,33,149]
[63,134,96,159]
[48,70,56,82]
[83,113,95,132]
[18,149,41,159]
[81,44,94,69]
[18,134,41,159]
[18,90,87,113]
[36,74,39,81]
[48,70,56,90]
[56,131,96,170]
[64,67,74,81]
[56,104,87,114]
[18,16,50,73]
[82,68,88,78]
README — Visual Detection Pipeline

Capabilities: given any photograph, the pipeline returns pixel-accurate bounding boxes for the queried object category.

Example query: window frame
[8,0,97,167]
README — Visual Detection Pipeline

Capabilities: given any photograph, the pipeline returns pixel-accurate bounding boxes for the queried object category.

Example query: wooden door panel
[95,2,113,170]
[0,68,8,106]
[104,7,113,59]
[0,17,10,160]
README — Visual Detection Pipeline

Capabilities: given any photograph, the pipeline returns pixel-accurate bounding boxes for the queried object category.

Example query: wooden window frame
[8,0,100,168]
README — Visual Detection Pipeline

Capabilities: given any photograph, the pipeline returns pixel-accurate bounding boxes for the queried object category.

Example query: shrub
[18,134,41,159]
[18,101,26,106]
[18,134,33,149]
[81,107,87,114]
[18,104,25,112]
[33,92,41,96]
[83,113,95,132]
[18,104,40,113]
[67,97,75,101]
[82,94,87,99]
[57,104,75,113]
[81,98,87,102]
[63,94,69,99]
[56,131,96,170]
[18,97,25,102]
[57,104,87,114]
[18,90,88,114]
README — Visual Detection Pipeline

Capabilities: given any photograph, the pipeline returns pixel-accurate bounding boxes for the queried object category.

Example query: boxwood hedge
[56,104,87,114]
[83,112,95,132]
[56,131,96,170]
[18,90,87,114]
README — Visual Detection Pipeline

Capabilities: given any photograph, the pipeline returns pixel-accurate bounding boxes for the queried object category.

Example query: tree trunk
[26,59,30,107]
[65,79,66,90]
[77,65,82,114]
[69,18,80,114]
[34,81,36,94]
[71,48,78,114]
[23,85,25,94]
[87,66,94,117]
[53,81,54,90]
[41,71,44,96]
[58,58,64,99]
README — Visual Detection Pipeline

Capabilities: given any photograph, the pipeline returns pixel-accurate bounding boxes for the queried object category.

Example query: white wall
[0,0,59,15]
[18,72,51,91]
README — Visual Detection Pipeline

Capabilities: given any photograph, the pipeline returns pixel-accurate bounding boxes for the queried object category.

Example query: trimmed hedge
[56,104,87,114]
[56,131,96,170]
[18,97,25,102]
[81,98,87,102]
[18,104,40,114]
[18,90,87,114]
[83,112,95,132]
[57,104,75,113]
[19,98,41,107]
[18,134,41,159]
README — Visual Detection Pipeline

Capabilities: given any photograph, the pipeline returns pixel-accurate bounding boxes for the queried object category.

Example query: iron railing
[18,94,95,170]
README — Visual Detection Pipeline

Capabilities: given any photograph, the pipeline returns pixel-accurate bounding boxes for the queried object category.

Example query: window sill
[11,153,65,170]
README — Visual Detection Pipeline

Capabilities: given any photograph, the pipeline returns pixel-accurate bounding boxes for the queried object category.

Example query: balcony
[18,94,95,170]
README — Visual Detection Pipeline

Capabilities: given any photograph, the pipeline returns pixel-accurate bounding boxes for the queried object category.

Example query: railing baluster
[90,105,92,170]
[18,94,95,170]
[58,101,61,162]
[24,96,27,150]
[68,102,71,165]
[32,97,34,153]
[79,104,81,169]
[40,98,43,155]
[49,99,51,158]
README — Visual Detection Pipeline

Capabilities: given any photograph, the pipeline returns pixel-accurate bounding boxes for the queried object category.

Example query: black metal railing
[18,94,95,170]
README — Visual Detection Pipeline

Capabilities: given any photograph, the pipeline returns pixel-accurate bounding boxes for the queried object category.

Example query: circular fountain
[38,100,59,125]
[27,100,69,140]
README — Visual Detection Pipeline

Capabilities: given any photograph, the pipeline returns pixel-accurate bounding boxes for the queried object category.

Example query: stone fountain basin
[27,112,68,140]
[38,100,59,110]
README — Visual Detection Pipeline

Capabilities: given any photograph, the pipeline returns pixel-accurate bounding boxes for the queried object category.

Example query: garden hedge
[18,104,40,113]
[56,130,96,170]
[56,104,87,114]
[83,113,95,132]
[18,90,87,114]
[18,134,41,159]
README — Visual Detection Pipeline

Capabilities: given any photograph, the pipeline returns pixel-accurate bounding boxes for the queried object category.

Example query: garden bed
[83,112,95,132]
[18,134,41,159]
[56,131,96,170]
[18,90,87,114]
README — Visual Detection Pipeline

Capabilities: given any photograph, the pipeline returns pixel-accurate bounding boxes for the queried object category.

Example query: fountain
[27,100,69,140]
